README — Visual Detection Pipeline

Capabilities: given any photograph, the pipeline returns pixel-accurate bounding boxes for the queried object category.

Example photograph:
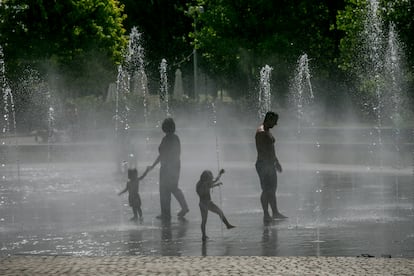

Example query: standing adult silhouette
[149,118,189,221]
[255,111,287,223]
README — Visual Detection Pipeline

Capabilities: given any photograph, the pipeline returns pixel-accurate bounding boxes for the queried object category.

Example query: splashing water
[290,53,314,135]
[363,0,385,168]
[1,46,19,180]
[127,27,149,127]
[115,65,130,135]
[258,65,273,120]
[289,53,316,229]
[385,22,404,166]
[159,59,170,117]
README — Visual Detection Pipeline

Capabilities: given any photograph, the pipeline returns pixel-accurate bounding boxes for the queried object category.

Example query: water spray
[1,46,20,183]
[258,65,273,120]
[211,101,224,234]
[290,53,315,229]
[159,59,170,118]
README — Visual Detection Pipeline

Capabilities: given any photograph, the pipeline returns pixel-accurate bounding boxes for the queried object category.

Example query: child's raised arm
[209,169,225,188]
[213,168,225,183]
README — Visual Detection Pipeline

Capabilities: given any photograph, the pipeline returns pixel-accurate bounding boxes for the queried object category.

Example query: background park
[0,0,414,265]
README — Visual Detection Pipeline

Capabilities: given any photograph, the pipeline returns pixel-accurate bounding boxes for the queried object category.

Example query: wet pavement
[1,161,413,258]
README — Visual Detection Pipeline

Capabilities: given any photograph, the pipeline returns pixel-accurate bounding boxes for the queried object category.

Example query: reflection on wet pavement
[1,162,413,257]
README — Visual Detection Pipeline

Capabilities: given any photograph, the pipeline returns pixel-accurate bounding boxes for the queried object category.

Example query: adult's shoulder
[255,125,266,138]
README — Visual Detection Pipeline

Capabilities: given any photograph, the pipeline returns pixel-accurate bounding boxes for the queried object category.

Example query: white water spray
[258,65,273,120]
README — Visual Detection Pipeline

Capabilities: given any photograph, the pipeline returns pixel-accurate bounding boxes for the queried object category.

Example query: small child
[196,169,235,242]
[118,167,150,221]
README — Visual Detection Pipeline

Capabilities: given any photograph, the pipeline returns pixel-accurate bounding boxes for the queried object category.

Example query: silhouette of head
[162,117,176,134]
[128,168,138,180]
[263,111,278,128]
[200,170,213,182]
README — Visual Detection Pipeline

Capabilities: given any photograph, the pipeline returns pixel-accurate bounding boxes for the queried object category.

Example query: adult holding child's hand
[148,118,189,221]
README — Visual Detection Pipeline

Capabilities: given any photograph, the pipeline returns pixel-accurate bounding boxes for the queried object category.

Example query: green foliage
[336,0,414,122]
[337,0,414,74]
[120,0,194,91]
[0,0,127,96]
[188,0,340,98]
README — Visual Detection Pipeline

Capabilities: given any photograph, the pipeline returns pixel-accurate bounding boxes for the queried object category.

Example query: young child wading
[118,167,150,222]
[196,169,235,242]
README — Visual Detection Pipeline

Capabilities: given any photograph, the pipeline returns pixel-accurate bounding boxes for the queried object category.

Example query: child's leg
[199,203,209,240]
[137,194,143,218]
[208,201,235,229]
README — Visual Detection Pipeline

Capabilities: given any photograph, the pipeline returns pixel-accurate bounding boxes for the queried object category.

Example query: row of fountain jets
[0,0,408,178]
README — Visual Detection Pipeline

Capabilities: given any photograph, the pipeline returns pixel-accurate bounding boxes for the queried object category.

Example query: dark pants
[255,161,278,217]
[159,164,188,219]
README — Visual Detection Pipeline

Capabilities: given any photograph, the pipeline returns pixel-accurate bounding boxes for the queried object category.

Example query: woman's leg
[172,188,189,216]
[159,185,171,220]
[131,207,138,220]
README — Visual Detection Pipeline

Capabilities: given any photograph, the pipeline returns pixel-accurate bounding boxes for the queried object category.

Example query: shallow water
[0,162,413,257]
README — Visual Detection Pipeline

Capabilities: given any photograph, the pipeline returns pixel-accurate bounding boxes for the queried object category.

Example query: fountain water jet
[1,46,19,182]
[289,53,320,239]
[159,59,170,118]
[363,0,385,169]
[290,53,314,135]
[258,65,272,120]
[385,22,405,168]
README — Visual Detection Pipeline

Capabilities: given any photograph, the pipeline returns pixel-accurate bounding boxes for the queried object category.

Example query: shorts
[255,161,277,192]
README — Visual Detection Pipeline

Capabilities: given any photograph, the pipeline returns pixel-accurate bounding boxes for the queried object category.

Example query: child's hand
[219,168,225,175]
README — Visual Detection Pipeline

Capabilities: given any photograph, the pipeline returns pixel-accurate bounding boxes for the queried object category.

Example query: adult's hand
[275,162,282,173]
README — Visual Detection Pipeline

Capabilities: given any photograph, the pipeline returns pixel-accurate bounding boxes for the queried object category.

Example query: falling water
[116,65,131,134]
[159,59,170,117]
[291,53,314,136]
[1,46,19,181]
[46,105,55,163]
[211,101,223,234]
[289,53,317,234]
[258,65,272,120]
[385,22,404,167]
[114,65,133,170]
[364,0,385,168]
[290,53,315,166]
[127,27,149,127]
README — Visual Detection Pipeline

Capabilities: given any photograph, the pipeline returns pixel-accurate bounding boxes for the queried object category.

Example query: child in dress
[196,169,235,242]
[118,167,150,221]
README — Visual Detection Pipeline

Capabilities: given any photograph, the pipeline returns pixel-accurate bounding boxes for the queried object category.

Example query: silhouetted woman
[149,118,189,221]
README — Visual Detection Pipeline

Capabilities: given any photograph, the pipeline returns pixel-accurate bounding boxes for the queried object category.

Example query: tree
[120,0,194,94]
[336,0,413,120]
[188,0,341,99]
[337,0,414,73]
[0,0,128,97]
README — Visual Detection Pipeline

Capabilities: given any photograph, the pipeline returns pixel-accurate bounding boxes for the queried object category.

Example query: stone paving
[1,256,414,275]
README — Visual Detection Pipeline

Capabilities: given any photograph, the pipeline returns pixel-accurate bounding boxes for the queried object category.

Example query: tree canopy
[0,0,412,109]
[0,0,127,96]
